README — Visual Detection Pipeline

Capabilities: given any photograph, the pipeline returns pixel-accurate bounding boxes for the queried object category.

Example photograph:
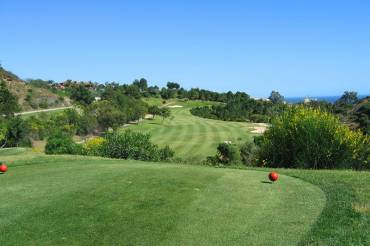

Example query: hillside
[345,96,370,133]
[0,67,70,111]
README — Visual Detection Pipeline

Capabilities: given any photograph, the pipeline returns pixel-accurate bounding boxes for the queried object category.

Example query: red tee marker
[268,172,278,182]
[0,164,8,173]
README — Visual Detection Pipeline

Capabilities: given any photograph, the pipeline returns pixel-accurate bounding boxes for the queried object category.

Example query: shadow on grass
[147,122,163,125]
[261,181,272,184]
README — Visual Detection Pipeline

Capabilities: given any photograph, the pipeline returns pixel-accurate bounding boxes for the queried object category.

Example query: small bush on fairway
[100,130,173,161]
[45,131,82,155]
[257,106,369,169]
[158,145,175,160]
[240,142,258,165]
[216,143,239,165]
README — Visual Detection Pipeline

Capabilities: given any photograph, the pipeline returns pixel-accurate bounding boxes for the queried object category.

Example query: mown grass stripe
[178,116,204,159]
[182,118,209,160]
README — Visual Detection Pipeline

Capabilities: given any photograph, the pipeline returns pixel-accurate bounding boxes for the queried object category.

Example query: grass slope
[127,99,260,162]
[0,152,325,245]
[277,168,370,245]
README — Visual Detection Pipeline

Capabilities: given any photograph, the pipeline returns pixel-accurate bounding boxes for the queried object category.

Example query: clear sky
[1,0,369,97]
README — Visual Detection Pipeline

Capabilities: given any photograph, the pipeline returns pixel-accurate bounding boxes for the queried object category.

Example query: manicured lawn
[276,168,370,245]
[126,99,260,162]
[0,152,325,245]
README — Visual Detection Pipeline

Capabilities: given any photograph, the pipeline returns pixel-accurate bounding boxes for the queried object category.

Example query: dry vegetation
[0,67,70,111]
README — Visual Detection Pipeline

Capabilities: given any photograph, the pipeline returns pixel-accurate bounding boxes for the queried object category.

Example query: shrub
[39,100,49,109]
[26,116,47,140]
[0,80,20,116]
[249,114,269,123]
[216,143,239,165]
[82,137,105,156]
[257,106,369,169]
[95,100,126,130]
[158,145,175,161]
[240,142,257,165]
[45,131,81,155]
[2,116,31,147]
[100,130,173,161]
[70,84,94,106]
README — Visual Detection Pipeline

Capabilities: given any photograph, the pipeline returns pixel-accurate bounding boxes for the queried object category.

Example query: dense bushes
[257,106,369,169]
[240,142,257,165]
[206,142,241,165]
[205,106,369,169]
[100,131,173,161]
[216,143,239,164]
[82,137,105,156]
[0,116,31,148]
[0,80,20,116]
[190,93,286,123]
[45,132,81,155]
[45,129,174,162]
[95,93,148,130]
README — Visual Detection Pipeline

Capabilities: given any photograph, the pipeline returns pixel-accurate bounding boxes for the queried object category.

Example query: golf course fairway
[127,99,259,162]
[0,154,325,245]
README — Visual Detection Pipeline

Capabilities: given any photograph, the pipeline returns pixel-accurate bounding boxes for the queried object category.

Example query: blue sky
[1,0,369,97]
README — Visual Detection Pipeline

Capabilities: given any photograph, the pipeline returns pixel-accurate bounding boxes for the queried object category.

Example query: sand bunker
[251,123,268,133]
[167,105,183,108]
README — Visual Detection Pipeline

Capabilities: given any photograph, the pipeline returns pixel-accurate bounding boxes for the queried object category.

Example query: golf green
[0,154,325,245]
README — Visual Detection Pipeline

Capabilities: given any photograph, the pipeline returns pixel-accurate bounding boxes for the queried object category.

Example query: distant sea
[285,95,368,104]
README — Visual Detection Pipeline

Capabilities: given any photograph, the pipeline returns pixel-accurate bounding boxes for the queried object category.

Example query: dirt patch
[352,203,369,214]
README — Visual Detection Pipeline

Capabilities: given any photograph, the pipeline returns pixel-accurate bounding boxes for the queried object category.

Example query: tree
[268,90,284,104]
[148,105,161,119]
[133,78,148,91]
[188,88,200,100]
[2,116,31,147]
[70,84,94,106]
[336,91,358,106]
[148,86,160,97]
[95,100,125,130]
[159,107,171,120]
[125,84,141,99]
[0,120,8,147]
[160,88,176,99]
[139,78,148,91]
[0,80,20,116]
[167,82,180,90]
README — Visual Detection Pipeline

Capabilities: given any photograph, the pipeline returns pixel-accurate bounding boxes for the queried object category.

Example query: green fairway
[126,99,260,162]
[0,153,325,245]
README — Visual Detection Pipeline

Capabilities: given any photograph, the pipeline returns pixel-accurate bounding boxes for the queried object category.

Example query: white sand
[167,105,183,108]
[251,123,268,133]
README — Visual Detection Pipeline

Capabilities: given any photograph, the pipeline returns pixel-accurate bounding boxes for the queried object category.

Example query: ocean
[285,95,368,104]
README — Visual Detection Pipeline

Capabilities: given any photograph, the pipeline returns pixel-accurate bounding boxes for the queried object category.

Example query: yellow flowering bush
[82,137,105,156]
[257,106,369,169]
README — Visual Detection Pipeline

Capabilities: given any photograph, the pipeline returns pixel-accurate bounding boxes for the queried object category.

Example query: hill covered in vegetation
[344,96,370,134]
[0,67,70,111]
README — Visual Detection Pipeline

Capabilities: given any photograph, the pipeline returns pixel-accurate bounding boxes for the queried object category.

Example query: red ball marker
[268,172,278,182]
[0,164,8,173]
